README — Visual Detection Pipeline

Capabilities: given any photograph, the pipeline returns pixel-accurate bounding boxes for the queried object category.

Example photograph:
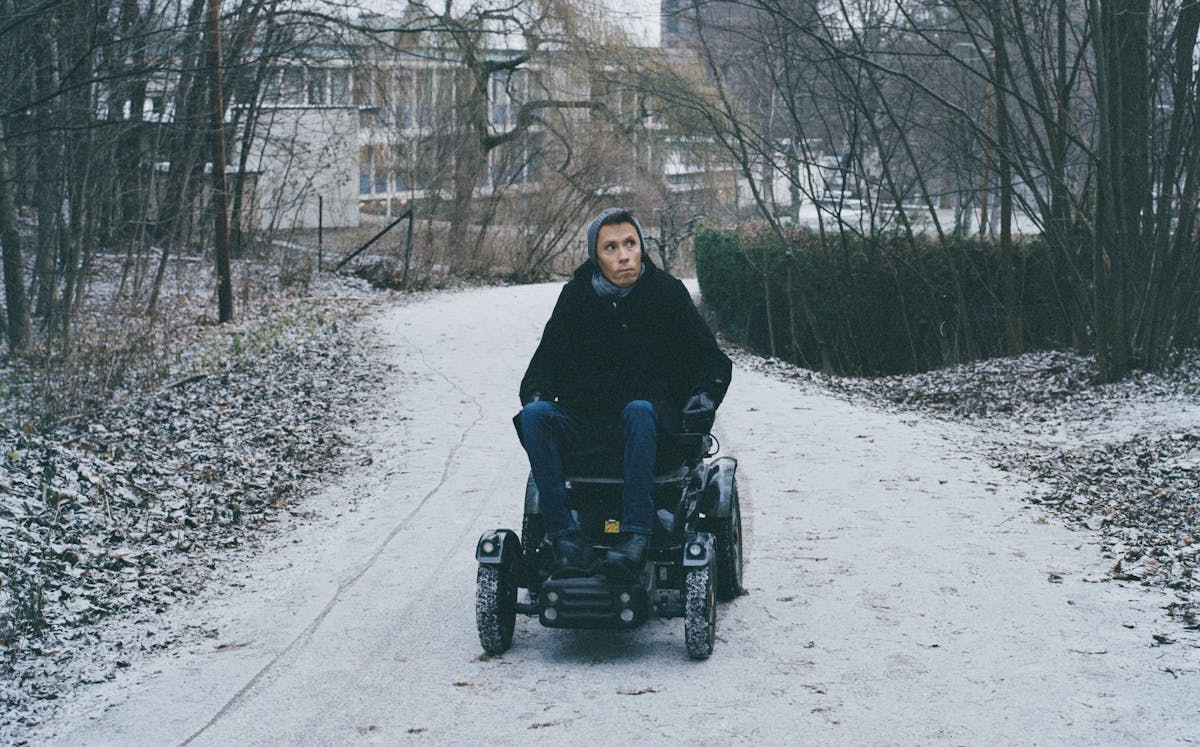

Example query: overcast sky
[351,0,662,46]
[595,0,661,46]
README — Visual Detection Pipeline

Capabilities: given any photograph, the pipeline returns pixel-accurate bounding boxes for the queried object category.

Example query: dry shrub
[491,187,595,281]
[0,254,334,430]
[279,255,315,289]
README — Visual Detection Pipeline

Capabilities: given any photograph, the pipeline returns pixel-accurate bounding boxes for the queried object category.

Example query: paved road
[34,284,1199,745]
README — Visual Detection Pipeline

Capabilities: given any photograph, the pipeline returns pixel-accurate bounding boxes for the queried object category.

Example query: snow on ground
[0,265,399,734]
[3,280,1199,744]
[749,349,1200,631]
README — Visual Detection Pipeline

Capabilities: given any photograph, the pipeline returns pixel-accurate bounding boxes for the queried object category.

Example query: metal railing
[334,206,416,286]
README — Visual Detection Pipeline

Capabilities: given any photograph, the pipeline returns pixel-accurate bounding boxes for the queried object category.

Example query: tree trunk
[1091,0,1149,382]
[447,59,488,267]
[206,0,234,323]
[32,26,59,319]
[0,128,31,354]
[990,0,1021,356]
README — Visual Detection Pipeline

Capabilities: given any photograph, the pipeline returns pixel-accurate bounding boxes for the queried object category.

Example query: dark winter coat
[519,256,732,418]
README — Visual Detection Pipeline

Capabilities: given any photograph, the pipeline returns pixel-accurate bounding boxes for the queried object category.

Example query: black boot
[551,532,599,577]
[601,533,649,580]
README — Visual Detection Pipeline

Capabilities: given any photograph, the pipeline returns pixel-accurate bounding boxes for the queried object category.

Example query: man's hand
[682,392,716,433]
[521,391,544,406]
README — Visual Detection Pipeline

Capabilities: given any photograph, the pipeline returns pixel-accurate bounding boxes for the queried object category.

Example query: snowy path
[32,284,1198,745]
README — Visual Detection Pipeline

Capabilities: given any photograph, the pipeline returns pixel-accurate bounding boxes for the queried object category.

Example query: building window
[307,68,326,105]
[527,130,544,182]
[232,65,257,105]
[413,141,429,191]
[413,135,447,191]
[416,69,434,128]
[359,146,372,195]
[360,145,395,195]
[620,88,638,121]
[359,108,381,128]
[330,69,350,105]
[490,70,524,128]
[393,142,408,192]
[490,135,536,187]
[664,0,679,35]
[589,77,613,121]
[374,146,390,193]
[280,66,304,104]
[395,71,414,128]
[436,69,455,124]
[353,68,374,107]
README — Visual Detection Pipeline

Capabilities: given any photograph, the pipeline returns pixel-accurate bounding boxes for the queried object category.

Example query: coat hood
[585,208,647,266]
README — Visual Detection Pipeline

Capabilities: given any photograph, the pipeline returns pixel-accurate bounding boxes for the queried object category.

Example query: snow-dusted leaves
[1013,432,1199,628]
[0,276,388,730]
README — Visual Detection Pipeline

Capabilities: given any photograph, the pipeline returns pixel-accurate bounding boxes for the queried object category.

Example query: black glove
[681,392,716,433]
[521,391,544,406]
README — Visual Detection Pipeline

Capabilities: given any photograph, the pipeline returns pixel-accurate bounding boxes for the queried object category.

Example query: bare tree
[645,200,704,273]
[641,0,1200,379]
[360,0,600,260]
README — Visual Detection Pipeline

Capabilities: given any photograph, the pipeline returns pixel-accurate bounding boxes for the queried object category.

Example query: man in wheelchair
[517,207,733,581]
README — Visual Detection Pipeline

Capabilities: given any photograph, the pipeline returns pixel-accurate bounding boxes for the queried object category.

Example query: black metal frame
[475,436,739,632]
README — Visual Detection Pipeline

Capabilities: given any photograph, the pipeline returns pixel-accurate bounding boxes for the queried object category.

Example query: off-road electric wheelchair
[474,429,742,660]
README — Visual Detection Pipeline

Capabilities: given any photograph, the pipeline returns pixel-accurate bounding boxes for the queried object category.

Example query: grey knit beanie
[586,208,646,265]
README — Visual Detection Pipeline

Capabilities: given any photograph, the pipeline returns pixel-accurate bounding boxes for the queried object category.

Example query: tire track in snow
[179,336,485,746]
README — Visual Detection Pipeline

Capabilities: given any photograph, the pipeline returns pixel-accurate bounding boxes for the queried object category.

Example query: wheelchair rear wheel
[713,478,744,601]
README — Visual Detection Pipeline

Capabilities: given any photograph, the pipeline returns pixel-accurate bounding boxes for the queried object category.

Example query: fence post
[402,204,414,287]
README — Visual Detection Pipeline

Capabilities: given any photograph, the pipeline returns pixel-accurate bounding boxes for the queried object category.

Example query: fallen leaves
[1013,435,1199,614]
[0,267,389,732]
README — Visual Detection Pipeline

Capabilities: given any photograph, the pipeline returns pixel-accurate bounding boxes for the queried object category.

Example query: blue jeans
[519,400,661,539]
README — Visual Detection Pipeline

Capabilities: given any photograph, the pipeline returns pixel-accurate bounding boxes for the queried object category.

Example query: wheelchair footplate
[538,576,649,629]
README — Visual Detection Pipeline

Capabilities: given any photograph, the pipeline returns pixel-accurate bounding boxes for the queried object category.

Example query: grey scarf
[591,265,645,299]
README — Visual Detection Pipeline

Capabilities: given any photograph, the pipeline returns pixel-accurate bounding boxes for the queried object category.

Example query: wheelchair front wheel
[683,563,716,659]
[476,562,517,655]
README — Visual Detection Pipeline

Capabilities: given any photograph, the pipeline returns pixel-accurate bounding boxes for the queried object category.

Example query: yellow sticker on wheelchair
[604,519,621,534]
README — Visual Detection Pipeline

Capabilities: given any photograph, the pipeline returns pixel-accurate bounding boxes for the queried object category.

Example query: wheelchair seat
[561,433,712,482]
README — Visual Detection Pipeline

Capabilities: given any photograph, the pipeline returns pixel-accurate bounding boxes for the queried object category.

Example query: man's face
[595,222,642,288]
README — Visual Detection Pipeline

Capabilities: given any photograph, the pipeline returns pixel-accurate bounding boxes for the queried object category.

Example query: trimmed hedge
[694,225,1082,376]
